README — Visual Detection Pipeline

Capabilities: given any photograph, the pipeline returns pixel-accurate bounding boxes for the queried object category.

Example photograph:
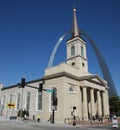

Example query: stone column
[102,91,106,116]
[83,87,88,120]
[105,90,110,115]
[90,88,95,117]
[97,90,102,116]
[79,87,82,118]
[102,90,109,116]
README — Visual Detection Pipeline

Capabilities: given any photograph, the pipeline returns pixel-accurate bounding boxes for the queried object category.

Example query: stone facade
[0,63,109,123]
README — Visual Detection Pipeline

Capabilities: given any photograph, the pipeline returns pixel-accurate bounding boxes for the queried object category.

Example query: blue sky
[0,0,120,95]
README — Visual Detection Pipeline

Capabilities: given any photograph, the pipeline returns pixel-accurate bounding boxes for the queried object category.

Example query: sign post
[7,103,15,109]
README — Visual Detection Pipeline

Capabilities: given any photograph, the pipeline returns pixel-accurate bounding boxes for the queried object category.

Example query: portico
[80,87,109,120]
[78,76,109,120]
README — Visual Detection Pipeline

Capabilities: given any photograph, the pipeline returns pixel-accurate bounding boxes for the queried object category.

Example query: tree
[109,96,120,116]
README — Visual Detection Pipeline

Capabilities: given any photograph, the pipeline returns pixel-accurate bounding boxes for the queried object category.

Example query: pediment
[79,75,106,86]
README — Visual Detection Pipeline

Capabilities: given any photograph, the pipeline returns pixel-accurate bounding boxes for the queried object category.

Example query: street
[0,120,119,130]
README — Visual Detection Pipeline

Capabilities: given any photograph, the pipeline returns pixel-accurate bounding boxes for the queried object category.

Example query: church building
[0,8,109,123]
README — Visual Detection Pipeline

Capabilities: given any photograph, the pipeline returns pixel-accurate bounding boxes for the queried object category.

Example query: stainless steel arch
[48,31,71,68]
[80,30,117,97]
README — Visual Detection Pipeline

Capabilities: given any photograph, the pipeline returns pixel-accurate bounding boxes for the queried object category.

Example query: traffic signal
[21,78,25,88]
[52,89,58,106]
[38,83,43,92]
[53,97,58,106]
[73,106,76,110]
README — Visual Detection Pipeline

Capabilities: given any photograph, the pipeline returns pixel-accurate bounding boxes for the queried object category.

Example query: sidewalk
[0,116,118,128]
[79,120,112,126]
[14,119,113,128]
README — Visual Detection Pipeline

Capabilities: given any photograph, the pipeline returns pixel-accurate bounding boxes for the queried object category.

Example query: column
[102,90,109,116]
[79,87,82,118]
[83,87,88,120]
[90,88,95,117]
[102,91,106,116]
[97,90,102,116]
[105,90,110,115]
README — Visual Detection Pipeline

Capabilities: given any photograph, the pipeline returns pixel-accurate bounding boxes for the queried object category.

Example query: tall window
[17,93,21,110]
[71,46,75,56]
[81,46,84,57]
[26,92,30,111]
[37,92,42,110]
[9,94,12,103]
[2,96,6,110]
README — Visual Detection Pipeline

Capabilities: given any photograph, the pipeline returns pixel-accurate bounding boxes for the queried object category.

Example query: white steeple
[66,8,88,75]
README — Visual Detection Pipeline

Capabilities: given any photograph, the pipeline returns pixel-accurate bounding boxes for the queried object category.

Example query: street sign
[46,89,53,93]
[7,103,15,108]
[52,106,56,110]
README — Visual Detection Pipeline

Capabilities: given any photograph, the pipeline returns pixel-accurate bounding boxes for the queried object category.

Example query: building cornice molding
[43,71,107,87]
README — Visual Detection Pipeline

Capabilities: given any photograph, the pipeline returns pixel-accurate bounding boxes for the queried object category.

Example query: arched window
[26,92,30,111]
[37,91,42,110]
[17,93,21,110]
[81,46,84,57]
[71,46,75,56]
[69,86,76,93]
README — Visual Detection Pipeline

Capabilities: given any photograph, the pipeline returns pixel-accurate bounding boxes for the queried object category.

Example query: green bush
[17,109,29,117]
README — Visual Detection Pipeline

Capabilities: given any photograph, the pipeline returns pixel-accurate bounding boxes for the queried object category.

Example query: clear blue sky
[0,0,120,95]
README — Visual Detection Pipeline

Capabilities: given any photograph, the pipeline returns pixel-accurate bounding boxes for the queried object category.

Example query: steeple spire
[72,8,80,37]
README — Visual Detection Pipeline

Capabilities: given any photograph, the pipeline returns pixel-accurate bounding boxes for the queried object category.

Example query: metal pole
[52,109,55,124]
[51,89,55,124]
